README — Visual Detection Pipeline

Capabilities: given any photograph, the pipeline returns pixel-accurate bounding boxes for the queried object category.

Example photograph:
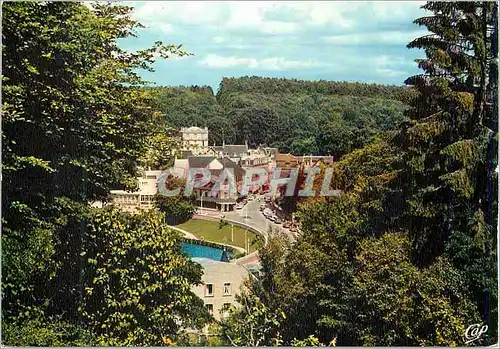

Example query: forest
[1,1,498,347]
[148,78,413,159]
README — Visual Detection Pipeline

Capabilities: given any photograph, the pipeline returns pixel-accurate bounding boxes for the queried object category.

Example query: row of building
[109,127,334,214]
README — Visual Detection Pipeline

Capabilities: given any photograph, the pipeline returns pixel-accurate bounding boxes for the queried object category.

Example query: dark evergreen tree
[394,2,498,342]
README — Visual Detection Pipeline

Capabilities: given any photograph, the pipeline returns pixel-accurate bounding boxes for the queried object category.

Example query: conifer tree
[396,2,497,341]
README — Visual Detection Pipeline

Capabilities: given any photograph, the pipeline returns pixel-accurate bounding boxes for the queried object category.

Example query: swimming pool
[181,242,232,262]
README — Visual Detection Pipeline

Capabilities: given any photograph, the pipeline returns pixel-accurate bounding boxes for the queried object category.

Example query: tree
[1,1,195,344]
[139,112,181,170]
[317,118,355,159]
[289,136,319,156]
[155,174,196,225]
[231,107,280,147]
[352,232,479,346]
[394,2,498,340]
[80,208,211,346]
[291,335,336,347]
[220,283,286,347]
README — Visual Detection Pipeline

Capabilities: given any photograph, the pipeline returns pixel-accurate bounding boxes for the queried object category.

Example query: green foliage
[156,174,196,225]
[291,335,335,347]
[220,284,286,347]
[1,2,206,346]
[216,76,416,103]
[81,208,211,346]
[139,115,181,170]
[2,315,95,347]
[393,2,498,342]
[353,233,479,346]
[217,84,409,156]
[236,126,494,346]
[2,1,497,347]
[157,194,197,225]
[148,76,409,157]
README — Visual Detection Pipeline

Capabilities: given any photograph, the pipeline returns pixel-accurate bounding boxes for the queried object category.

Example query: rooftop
[187,156,217,168]
[224,144,248,155]
[209,144,249,156]
[181,126,208,134]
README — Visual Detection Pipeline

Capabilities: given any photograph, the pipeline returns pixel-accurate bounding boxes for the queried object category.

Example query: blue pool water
[181,242,232,262]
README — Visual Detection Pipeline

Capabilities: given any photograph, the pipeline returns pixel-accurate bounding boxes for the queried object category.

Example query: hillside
[151,76,415,158]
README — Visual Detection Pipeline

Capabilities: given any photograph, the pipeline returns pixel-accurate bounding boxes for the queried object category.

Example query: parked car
[260,204,266,210]
[275,217,282,224]
[283,221,291,228]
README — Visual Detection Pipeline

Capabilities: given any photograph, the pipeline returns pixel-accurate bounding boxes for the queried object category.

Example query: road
[195,195,299,267]
[197,195,298,241]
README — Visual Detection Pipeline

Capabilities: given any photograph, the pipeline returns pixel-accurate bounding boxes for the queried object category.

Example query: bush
[2,316,94,347]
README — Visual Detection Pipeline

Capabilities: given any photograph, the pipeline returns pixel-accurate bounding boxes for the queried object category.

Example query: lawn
[176,219,264,253]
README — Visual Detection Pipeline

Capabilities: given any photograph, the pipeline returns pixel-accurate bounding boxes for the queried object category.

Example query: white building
[109,170,162,213]
[240,149,271,168]
[180,126,209,155]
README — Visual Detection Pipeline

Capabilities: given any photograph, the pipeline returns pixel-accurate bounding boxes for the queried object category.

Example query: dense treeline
[215,76,416,104]
[149,77,411,158]
[146,85,231,147]
[220,90,408,158]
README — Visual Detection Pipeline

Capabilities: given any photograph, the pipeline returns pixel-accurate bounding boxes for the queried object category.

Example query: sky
[117,1,430,92]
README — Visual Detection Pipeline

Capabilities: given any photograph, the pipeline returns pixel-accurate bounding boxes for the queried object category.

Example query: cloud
[199,54,324,70]
[374,68,408,78]
[112,1,430,38]
[213,36,225,44]
[372,54,411,77]
[131,2,229,33]
[321,30,429,46]
[128,1,355,35]
[119,1,428,89]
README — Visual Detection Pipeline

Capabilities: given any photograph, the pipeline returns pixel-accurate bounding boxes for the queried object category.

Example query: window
[205,284,214,297]
[140,195,154,204]
[205,304,213,316]
[223,283,231,296]
[221,303,231,318]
